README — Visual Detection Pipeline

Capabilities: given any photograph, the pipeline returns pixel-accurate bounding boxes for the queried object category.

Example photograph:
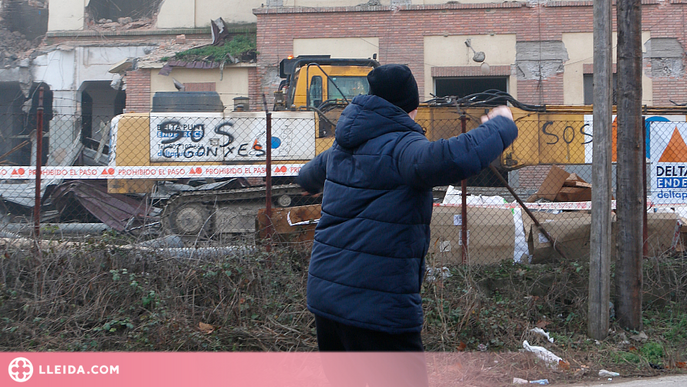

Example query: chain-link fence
[0,104,684,265]
[422,110,686,267]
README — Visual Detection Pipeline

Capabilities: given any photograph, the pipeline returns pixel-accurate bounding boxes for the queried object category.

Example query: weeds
[0,236,686,383]
[162,35,257,63]
[0,238,314,352]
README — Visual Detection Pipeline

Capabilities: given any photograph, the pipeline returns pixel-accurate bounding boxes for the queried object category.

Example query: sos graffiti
[541,121,593,145]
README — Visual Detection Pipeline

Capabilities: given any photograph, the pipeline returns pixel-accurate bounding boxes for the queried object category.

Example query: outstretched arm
[397,108,518,189]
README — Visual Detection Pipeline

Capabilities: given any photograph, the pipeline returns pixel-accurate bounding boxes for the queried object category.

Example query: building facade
[1,0,686,171]
[254,1,687,109]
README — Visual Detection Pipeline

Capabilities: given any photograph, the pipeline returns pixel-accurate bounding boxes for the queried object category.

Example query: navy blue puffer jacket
[297,94,518,334]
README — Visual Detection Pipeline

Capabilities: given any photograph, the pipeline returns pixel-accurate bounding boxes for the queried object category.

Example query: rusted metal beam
[488,165,569,262]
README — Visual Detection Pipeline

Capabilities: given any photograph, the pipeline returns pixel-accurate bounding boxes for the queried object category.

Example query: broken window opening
[80,81,125,163]
[435,76,509,103]
[86,0,163,26]
[0,82,27,166]
[583,73,617,105]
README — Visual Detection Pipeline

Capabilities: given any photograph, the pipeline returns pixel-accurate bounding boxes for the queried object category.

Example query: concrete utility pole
[615,0,644,330]
[589,0,613,340]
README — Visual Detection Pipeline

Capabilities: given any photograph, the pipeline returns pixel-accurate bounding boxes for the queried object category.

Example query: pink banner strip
[2,352,515,387]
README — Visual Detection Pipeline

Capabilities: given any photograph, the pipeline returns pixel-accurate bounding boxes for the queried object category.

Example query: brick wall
[254,2,687,109]
[124,69,151,113]
[519,165,559,191]
[517,73,565,105]
[248,67,260,112]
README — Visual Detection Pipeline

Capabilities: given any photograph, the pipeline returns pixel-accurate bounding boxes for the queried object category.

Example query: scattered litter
[477,343,488,352]
[529,327,554,343]
[523,340,564,368]
[512,378,549,385]
[529,380,549,385]
[198,322,214,334]
[598,369,620,377]
[630,331,648,342]
[441,186,506,206]
[287,211,319,226]
[573,366,589,377]
[619,332,630,345]
[425,266,452,283]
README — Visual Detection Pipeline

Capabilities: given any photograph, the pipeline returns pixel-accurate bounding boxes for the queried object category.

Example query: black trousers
[315,315,428,387]
[315,314,424,351]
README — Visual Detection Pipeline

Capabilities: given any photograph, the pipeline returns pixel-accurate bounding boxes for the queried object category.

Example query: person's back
[297,64,518,355]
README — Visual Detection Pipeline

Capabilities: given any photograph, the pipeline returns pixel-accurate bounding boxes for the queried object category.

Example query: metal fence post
[459,113,469,264]
[262,94,274,248]
[34,86,44,238]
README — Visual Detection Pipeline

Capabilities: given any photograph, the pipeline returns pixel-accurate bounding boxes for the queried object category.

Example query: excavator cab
[274,55,379,111]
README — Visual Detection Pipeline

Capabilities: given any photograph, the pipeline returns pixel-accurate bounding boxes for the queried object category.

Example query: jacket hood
[335,94,424,149]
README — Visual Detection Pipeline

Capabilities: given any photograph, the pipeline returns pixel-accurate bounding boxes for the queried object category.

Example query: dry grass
[0,235,316,352]
[0,235,686,385]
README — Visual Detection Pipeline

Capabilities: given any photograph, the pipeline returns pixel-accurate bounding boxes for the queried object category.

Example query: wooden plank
[614,0,644,331]
[588,0,614,340]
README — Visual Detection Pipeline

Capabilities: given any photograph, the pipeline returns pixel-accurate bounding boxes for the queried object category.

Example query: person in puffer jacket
[297,64,518,353]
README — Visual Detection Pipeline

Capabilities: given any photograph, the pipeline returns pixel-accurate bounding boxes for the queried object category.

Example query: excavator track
[160,183,310,240]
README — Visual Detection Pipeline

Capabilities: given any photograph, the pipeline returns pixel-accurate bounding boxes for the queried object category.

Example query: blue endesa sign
[651,121,687,204]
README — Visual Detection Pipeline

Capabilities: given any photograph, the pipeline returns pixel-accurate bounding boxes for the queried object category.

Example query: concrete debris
[0,26,39,67]
[86,16,153,32]
[630,331,649,342]
[135,37,212,68]
[0,1,45,67]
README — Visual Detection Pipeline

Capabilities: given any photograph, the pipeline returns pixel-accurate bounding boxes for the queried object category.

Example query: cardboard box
[256,204,321,243]
[525,212,593,263]
[527,165,570,202]
[645,212,681,256]
[524,211,680,263]
[429,206,517,265]
[527,166,593,202]
[564,173,592,188]
[555,187,592,202]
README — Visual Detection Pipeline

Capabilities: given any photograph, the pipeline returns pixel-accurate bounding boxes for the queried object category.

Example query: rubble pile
[0,2,42,67]
[0,26,38,67]
[86,17,154,32]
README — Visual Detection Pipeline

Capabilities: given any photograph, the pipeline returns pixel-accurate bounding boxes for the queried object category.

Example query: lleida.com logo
[8,357,119,382]
[8,357,33,383]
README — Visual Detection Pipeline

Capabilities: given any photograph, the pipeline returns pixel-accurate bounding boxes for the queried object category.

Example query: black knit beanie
[367,64,419,113]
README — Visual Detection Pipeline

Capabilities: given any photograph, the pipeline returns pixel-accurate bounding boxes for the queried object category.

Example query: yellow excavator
[105,54,687,238]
